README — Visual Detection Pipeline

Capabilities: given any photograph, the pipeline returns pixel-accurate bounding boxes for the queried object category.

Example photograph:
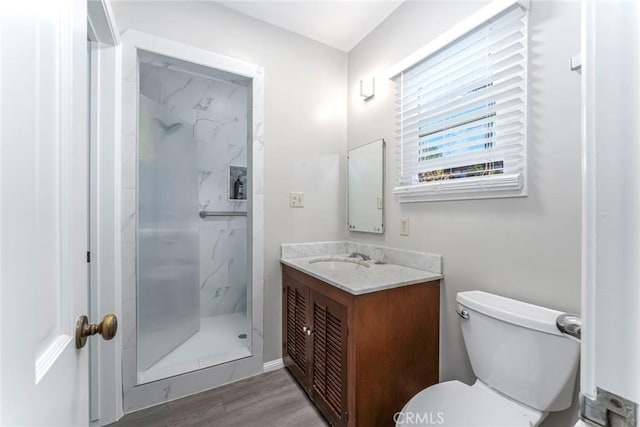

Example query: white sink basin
[308,257,370,272]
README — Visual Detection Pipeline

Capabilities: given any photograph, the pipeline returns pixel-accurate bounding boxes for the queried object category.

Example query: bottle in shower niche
[234,176,244,200]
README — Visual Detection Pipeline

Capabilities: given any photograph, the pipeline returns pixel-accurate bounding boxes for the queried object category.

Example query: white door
[581,0,640,425]
[0,0,92,425]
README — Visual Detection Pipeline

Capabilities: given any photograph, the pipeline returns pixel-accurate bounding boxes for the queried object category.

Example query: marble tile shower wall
[120,30,264,412]
[140,64,249,319]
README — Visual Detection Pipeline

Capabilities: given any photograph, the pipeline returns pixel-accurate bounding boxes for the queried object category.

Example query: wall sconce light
[360,77,375,100]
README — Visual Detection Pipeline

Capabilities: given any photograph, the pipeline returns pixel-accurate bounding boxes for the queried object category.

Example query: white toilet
[397,291,580,427]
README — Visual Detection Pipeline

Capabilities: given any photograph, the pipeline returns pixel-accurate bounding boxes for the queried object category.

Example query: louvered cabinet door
[283,277,312,390]
[310,290,348,427]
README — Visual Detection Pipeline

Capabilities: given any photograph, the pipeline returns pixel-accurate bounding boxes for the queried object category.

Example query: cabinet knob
[306,329,312,335]
[302,326,308,332]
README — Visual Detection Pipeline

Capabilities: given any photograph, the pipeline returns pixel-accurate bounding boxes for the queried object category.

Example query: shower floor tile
[138,312,251,384]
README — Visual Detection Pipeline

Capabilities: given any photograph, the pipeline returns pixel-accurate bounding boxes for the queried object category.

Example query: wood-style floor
[108,369,329,427]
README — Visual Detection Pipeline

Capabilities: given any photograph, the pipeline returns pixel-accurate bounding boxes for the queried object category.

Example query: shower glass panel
[136,52,252,384]
[137,96,200,371]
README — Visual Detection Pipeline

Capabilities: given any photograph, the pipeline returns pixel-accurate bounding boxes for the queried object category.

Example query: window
[390,1,528,202]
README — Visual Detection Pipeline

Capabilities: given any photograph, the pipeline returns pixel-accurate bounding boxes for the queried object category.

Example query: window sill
[393,172,526,203]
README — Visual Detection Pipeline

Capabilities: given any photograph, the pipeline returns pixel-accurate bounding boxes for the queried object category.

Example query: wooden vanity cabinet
[282,264,440,427]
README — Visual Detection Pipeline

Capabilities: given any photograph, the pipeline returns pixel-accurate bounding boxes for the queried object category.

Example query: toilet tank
[457,291,580,412]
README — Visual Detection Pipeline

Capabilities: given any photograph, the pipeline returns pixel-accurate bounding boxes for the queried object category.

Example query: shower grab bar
[199,211,247,219]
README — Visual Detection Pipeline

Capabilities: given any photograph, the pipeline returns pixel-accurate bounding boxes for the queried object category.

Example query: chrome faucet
[349,252,371,261]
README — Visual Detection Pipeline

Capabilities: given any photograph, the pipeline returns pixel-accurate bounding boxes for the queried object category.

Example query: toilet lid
[396,380,543,427]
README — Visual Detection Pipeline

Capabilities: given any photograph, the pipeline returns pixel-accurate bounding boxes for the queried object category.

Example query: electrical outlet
[289,192,304,208]
[377,196,383,210]
[400,217,409,236]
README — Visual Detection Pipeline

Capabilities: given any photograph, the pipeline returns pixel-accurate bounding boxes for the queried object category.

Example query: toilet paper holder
[556,313,581,340]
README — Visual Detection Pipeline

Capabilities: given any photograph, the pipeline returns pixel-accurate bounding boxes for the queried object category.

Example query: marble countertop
[280,254,443,295]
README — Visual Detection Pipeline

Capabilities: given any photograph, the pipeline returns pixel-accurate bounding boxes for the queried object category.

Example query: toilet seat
[396,380,546,427]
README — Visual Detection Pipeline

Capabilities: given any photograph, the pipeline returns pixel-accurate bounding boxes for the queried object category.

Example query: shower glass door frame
[119,29,264,413]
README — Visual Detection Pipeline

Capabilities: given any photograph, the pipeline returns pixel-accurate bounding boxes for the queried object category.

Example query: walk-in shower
[119,30,263,410]
[136,52,252,383]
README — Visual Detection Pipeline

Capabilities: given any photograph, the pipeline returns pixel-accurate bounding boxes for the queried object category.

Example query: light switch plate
[400,217,409,236]
[289,192,304,208]
[377,196,383,210]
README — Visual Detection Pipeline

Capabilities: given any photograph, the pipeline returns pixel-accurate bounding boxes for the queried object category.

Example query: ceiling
[218,1,405,52]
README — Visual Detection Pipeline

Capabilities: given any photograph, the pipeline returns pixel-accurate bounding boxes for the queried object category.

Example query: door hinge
[86,251,91,263]
[581,388,638,427]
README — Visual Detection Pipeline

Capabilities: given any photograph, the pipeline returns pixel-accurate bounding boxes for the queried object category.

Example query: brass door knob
[75,314,118,349]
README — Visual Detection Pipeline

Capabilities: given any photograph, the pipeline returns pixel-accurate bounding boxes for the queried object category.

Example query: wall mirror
[348,139,385,233]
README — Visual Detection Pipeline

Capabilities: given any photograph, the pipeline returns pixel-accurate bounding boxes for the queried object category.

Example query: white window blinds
[392,4,528,202]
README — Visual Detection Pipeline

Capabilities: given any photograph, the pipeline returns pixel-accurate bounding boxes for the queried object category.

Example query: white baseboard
[263,358,284,373]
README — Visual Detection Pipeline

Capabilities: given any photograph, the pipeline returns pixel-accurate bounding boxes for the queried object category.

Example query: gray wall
[111,1,348,364]
[347,1,582,425]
